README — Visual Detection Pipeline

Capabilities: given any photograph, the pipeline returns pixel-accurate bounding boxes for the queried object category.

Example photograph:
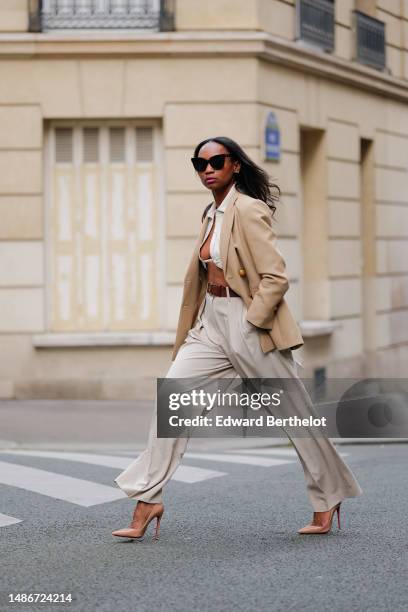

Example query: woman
[112,136,362,540]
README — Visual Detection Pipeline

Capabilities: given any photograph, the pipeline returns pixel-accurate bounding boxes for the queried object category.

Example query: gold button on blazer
[171,189,304,361]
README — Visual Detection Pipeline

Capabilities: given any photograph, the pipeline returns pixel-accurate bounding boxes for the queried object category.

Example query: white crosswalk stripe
[0,450,227,485]
[1,450,133,469]
[230,448,298,457]
[0,460,125,507]
[0,512,22,527]
[228,448,349,458]
[174,465,226,483]
[184,452,294,467]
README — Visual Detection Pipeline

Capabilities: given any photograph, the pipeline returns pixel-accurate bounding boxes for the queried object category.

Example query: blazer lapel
[183,215,209,282]
[219,191,238,272]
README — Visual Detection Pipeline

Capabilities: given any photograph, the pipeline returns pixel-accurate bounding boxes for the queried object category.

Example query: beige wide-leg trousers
[114,292,362,512]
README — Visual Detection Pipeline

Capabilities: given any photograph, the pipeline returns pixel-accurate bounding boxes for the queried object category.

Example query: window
[295,0,335,52]
[29,0,175,32]
[46,123,161,332]
[352,10,386,71]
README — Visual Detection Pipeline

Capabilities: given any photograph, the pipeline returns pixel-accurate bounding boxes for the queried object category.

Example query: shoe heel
[153,514,162,540]
[336,505,341,530]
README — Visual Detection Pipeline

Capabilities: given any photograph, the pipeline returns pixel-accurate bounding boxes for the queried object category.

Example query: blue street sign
[265,112,280,161]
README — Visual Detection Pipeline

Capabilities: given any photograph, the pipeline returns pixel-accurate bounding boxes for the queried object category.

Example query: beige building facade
[0,0,407,399]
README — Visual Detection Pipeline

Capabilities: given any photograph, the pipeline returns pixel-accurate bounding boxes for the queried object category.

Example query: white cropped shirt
[198,182,237,270]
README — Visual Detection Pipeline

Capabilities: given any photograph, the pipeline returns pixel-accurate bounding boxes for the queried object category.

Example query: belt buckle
[208,282,217,296]
[207,282,229,298]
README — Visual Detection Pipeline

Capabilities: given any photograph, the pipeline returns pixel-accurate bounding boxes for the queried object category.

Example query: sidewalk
[0,400,406,452]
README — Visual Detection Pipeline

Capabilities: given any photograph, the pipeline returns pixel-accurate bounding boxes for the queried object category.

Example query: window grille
[29,0,175,31]
[295,0,335,52]
[352,10,386,71]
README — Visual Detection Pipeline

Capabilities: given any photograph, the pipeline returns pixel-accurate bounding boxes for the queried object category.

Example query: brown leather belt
[206,283,241,298]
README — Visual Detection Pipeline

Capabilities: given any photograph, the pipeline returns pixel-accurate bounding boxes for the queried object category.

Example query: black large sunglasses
[191,154,233,172]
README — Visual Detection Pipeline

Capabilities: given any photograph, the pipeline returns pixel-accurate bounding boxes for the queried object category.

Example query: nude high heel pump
[112,502,164,541]
[298,502,341,535]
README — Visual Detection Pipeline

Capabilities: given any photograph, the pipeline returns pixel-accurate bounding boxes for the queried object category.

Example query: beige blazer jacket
[171,189,304,361]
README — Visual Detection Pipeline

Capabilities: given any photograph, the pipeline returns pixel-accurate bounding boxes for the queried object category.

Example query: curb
[0,437,407,453]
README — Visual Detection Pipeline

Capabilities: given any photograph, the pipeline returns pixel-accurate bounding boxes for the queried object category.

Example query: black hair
[193,136,281,222]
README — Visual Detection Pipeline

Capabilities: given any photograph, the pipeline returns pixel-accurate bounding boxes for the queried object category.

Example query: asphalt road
[1,443,407,612]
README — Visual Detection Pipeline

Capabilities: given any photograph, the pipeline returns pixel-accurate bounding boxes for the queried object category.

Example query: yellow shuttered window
[47,122,160,332]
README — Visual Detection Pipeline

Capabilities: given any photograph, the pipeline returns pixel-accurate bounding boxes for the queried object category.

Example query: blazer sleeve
[240,199,289,329]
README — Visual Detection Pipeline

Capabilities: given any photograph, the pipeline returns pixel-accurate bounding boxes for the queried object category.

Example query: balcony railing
[295,0,334,52]
[352,10,386,71]
[28,0,175,32]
